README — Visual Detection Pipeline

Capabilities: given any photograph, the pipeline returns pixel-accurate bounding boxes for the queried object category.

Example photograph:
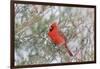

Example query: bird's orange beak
[49,26,53,31]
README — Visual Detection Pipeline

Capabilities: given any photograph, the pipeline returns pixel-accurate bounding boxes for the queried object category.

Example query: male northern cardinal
[48,22,73,56]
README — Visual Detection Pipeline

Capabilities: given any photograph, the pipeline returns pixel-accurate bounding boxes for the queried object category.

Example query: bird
[48,21,73,56]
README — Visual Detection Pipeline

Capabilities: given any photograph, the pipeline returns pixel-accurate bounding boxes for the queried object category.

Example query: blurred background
[14,3,95,66]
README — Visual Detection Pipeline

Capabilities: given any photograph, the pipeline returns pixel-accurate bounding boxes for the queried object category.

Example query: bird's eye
[50,26,53,31]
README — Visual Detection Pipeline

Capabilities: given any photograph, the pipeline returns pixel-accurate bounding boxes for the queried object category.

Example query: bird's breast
[48,30,65,45]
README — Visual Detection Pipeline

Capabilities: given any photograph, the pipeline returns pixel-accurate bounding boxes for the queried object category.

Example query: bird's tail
[64,43,73,56]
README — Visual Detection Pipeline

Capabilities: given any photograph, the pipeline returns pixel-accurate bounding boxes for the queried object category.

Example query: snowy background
[14,4,95,66]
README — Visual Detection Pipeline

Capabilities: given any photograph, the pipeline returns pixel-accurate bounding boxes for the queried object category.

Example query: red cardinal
[48,22,73,56]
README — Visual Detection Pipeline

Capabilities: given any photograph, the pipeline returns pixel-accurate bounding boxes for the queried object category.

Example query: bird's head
[49,22,58,31]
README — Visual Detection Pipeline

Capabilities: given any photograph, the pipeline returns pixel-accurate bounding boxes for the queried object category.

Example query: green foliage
[15,4,95,65]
